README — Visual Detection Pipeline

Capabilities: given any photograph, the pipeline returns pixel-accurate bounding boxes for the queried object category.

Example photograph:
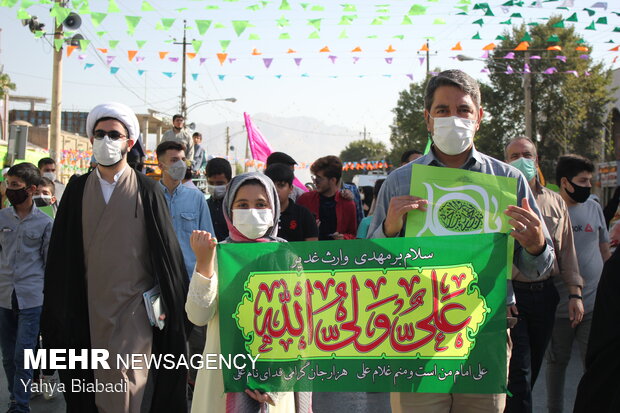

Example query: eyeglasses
[93,130,127,140]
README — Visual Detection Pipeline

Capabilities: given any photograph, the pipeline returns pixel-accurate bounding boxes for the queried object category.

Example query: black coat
[573,247,620,413]
[41,170,190,413]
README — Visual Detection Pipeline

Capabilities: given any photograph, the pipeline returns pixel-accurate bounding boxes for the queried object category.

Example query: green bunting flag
[141,1,155,11]
[109,40,119,49]
[408,4,427,15]
[107,0,120,13]
[90,12,107,27]
[308,31,320,39]
[279,0,290,10]
[308,19,322,30]
[195,20,212,35]
[50,4,71,23]
[79,39,90,50]
[219,40,231,51]
[276,16,290,27]
[248,33,260,40]
[125,16,142,35]
[547,34,559,42]
[472,31,482,39]
[232,20,249,37]
[566,12,578,22]
[585,21,596,30]
[136,40,147,49]
[54,38,63,51]
[192,40,202,53]
[279,33,291,39]
[160,18,175,31]
[16,8,30,19]
[401,15,413,25]
[521,32,532,41]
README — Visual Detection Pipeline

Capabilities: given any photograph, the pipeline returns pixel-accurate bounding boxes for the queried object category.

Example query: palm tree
[0,73,16,99]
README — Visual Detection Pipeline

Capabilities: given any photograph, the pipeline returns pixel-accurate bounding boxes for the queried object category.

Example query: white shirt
[96,166,128,204]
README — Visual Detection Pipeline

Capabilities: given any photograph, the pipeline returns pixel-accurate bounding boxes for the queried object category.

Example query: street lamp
[457,54,533,139]
[185,97,237,115]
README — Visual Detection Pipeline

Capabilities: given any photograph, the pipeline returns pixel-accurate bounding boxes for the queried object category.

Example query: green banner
[405,164,517,278]
[217,233,508,393]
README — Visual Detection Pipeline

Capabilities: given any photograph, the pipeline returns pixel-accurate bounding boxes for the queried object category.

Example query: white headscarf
[85,102,140,142]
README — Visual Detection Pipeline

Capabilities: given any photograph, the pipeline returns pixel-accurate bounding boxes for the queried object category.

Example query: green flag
[125,16,142,35]
[141,1,155,11]
[195,20,212,35]
[232,20,249,37]
[90,12,107,27]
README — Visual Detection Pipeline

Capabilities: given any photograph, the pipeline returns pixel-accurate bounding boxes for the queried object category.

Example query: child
[264,163,318,242]
[186,172,312,413]
[0,163,53,413]
[34,176,58,217]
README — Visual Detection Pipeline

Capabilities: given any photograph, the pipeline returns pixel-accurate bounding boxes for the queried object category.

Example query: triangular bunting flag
[451,42,463,51]
[263,58,273,68]
[217,53,227,65]
[128,50,138,61]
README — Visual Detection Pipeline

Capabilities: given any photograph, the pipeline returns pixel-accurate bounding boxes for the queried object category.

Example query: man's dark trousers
[505,278,559,413]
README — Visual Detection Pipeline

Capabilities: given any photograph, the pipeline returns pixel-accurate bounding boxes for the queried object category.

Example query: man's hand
[340,188,354,201]
[568,298,584,328]
[245,389,275,406]
[190,230,217,278]
[383,196,428,237]
[505,198,545,256]
[331,232,345,240]
[507,304,519,317]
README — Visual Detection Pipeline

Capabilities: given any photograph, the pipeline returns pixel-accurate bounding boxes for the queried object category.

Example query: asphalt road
[1,346,583,413]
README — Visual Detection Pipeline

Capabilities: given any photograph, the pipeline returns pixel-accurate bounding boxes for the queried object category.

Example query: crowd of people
[0,69,619,413]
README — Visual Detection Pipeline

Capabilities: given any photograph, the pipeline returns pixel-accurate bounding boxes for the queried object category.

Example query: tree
[0,73,15,99]
[339,138,388,182]
[388,76,432,166]
[477,16,615,180]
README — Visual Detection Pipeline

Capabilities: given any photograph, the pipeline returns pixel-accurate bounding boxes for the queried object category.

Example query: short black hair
[374,179,385,198]
[425,69,481,111]
[311,155,342,181]
[172,114,184,122]
[264,163,294,186]
[192,132,202,138]
[156,141,186,159]
[38,177,56,195]
[556,154,594,185]
[266,152,297,167]
[400,149,423,164]
[37,157,56,169]
[7,162,41,187]
[205,157,232,181]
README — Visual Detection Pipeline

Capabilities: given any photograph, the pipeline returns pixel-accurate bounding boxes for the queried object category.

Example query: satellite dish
[67,34,85,48]
[63,13,82,30]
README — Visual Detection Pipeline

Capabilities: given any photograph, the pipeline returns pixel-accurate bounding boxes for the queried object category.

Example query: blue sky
[1,0,618,158]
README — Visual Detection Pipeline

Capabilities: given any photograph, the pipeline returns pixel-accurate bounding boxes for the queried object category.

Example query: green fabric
[217,235,508,393]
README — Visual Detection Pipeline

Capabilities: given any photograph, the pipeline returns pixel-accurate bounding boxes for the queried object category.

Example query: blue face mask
[510,157,537,181]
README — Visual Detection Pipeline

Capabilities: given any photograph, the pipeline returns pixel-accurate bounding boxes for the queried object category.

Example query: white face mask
[166,159,187,181]
[207,184,227,199]
[430,115,477,156]
[92,136,125,166]
[232,208,274,239]
[42,171,56,181]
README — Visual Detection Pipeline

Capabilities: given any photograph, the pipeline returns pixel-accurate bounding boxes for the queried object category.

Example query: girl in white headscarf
[186,172,312,413]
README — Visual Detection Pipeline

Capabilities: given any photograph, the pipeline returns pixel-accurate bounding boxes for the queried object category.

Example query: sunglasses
[93,130,127,140]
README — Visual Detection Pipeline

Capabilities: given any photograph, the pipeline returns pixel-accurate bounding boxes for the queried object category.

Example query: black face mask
[5,187,29,206]
[566,180,591,204]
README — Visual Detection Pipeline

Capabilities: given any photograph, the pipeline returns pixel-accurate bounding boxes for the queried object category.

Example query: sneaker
[41,371,60,400]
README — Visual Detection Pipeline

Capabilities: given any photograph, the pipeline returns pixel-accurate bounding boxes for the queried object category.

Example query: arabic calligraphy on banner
[218,234,508,393]
[237,266,488,360]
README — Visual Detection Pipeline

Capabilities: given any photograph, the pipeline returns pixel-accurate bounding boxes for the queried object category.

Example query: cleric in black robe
[573,246,620,413]
[41,102,190,413]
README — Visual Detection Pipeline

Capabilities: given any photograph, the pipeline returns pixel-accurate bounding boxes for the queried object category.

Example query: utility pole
[225,126,230,157]
[426,39,430,75]
[50,0,63,164]
[523,51,533,139]
[174,20,189,119]
[360,126,368,140]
